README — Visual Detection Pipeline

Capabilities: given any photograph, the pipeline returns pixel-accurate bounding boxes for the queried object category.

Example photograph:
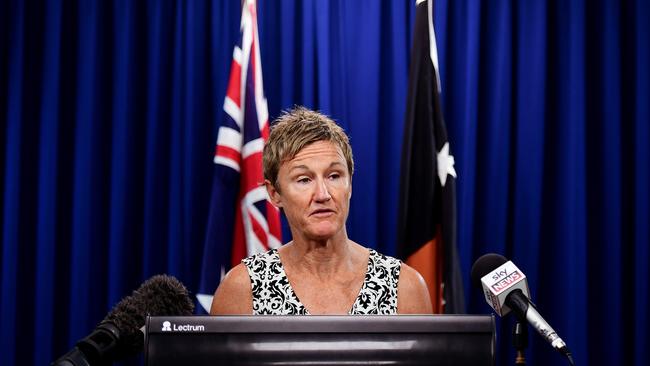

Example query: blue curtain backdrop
[0,1,648,366]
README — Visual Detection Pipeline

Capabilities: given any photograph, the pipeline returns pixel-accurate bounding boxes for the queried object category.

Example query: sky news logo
[161,321,205,332]
[490,270,522,293]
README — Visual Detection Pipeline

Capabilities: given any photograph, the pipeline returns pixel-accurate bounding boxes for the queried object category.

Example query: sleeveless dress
[242,248,402,315]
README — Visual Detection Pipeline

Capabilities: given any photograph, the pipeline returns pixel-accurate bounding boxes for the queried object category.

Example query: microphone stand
[512,321,528,366]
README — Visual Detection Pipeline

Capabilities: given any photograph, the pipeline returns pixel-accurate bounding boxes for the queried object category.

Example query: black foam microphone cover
[105,274,195,359]
[52,274,195,365]
[470,253,508,289]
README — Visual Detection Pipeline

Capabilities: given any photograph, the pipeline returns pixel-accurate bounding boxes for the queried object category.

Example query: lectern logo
[171,323,205,332]
[162,321,172,332]
[161,321,206,332]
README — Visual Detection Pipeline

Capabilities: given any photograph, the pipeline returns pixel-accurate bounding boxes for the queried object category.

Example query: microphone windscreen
[131,274,195,316]
[470,253,508,289]
[103,274,195,359]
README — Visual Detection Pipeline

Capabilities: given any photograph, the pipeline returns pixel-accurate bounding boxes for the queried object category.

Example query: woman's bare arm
[397,263,434,314]
[210,263,254,315]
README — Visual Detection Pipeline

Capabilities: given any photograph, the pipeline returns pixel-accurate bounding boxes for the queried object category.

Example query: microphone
[471,254,574,365]
[52,274,195,366]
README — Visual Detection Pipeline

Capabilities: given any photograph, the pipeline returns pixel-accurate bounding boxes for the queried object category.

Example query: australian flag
[197,0,282,313]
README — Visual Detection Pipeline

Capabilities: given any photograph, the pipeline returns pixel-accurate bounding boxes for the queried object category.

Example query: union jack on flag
[197,0,282,312]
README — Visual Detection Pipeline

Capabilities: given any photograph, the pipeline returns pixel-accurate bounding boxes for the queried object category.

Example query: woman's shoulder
[396,263,433,314]
[209,262,253,315]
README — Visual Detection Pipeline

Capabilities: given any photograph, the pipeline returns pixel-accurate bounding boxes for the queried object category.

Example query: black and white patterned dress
[242,248,401,315]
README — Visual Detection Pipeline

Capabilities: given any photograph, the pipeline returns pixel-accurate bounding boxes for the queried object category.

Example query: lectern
[145,315,495,366]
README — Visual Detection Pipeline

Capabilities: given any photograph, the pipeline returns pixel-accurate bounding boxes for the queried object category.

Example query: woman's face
[266,140,352,241]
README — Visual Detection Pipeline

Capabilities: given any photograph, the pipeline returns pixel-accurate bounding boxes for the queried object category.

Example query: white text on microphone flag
[480,261,530,316]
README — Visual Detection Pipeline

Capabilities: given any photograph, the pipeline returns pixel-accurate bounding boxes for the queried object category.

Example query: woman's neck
[280,231,358,276]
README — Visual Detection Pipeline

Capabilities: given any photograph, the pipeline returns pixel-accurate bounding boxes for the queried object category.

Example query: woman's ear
[264,179,282,207]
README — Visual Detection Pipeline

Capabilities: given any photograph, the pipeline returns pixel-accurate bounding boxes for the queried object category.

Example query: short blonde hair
[263,106,354,190]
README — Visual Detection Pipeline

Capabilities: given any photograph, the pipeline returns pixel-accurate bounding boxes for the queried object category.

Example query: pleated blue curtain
[0,1,648,366]
[434,0,649,365]
[0,1,239,364]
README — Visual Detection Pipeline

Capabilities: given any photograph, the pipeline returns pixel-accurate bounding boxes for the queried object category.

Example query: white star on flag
[437,142,457,186]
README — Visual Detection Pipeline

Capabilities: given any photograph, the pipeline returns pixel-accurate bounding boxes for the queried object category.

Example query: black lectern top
[145,315,495,366]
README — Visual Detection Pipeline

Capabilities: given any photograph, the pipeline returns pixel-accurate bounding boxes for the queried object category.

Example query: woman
[211,106,432,315]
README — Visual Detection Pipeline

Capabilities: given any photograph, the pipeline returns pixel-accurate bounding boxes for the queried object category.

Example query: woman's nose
[314,179,332,202]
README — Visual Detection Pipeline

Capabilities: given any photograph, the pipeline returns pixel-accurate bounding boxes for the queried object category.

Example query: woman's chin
[305,224,341,241]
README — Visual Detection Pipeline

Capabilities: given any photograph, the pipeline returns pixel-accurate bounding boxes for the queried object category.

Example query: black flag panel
[397,0,465,314]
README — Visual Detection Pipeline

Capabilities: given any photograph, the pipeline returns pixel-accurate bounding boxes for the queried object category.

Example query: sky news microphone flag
[397,0,465,314]
[197,0,282,313]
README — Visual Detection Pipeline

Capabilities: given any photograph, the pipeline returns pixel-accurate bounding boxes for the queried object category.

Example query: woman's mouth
[310,208,335,217]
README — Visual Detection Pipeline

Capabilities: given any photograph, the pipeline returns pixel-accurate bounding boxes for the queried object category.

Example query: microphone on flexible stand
[52,274,195,366]
[471,253,575,366]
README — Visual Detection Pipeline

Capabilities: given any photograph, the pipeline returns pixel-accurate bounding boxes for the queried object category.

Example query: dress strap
[243,249,308,315]
[349,249,401,314]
